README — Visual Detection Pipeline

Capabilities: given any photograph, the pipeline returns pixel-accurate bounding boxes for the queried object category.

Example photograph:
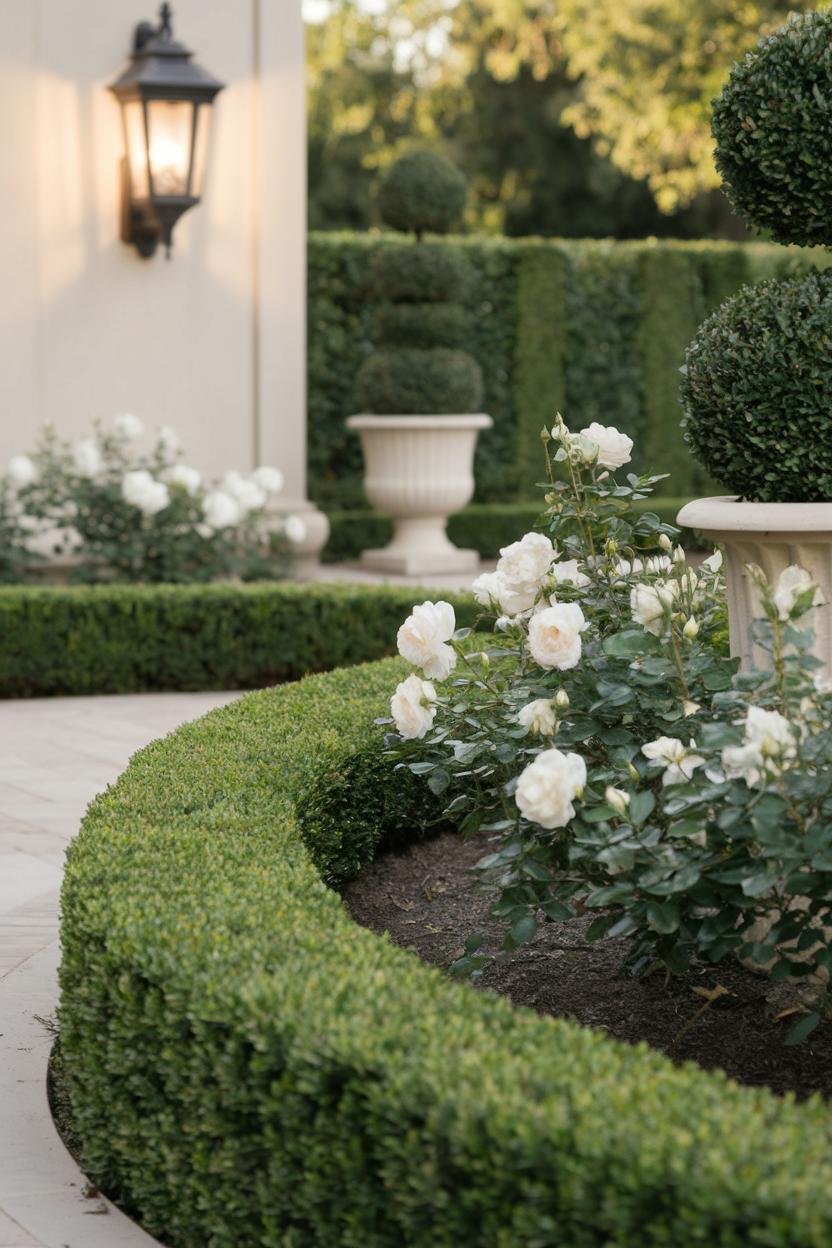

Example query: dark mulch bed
[341,830,832,1099]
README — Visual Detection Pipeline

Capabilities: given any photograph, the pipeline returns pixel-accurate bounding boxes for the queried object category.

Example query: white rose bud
[397,600,457,681]
[515,748,587,829]
[683,617,700,639]
[554,688,570,710]
[605,786,630,814]
[518,698,557,736]
[630,581,678,636]
[773,565,822,621]
[673,544,686,564]
[658,533,672,553]
[390,673,437,740]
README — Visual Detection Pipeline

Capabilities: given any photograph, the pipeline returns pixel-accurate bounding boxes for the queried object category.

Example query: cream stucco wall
[0,0,326,551]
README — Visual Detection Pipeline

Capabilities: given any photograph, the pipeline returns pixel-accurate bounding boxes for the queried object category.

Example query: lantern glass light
[146,99,193,197]
[109,4,224,258]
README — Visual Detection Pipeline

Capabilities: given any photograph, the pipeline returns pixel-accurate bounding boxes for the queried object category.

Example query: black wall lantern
[109,4,225,258]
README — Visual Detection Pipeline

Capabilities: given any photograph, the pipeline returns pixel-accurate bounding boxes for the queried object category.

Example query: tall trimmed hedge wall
[308,235,829,508]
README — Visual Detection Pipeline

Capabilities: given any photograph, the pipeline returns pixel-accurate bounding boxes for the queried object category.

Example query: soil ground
[342,830,832,1099]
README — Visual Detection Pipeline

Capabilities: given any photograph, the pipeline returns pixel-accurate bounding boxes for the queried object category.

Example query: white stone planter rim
[347,413,492,432]
[678,495,832,534]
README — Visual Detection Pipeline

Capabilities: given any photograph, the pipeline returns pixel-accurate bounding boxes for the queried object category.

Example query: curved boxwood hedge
[60,658,832,1247]
[0,582,475,698]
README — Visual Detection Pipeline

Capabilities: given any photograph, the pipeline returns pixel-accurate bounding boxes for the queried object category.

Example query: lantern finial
[159,4,173,37]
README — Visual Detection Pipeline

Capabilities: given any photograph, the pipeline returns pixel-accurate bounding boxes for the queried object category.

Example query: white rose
[390,673,437,740]
[644,554,672,575]
[568,433,600,465]
[550,559,591,589]
[630,581,677,635]
[772,565,821,621]
[578,422,633,470]
[284,515,307,544]
[112,412,144,440]
[527,602,586,670]
[497,532,555,605]
[605,786,630,814]
[721,705,796,786]
[156,425,180,454]
[73,438,102,478]
[222,472,267,514]
[515,748,587,829]
[721,742,764,787]
[745,705,796,759]
[7,455,36,487]
[472,570,504,608]
[202,490,242,529]
[701,550,723,574]
[641,736,704,786]
[121,469,170,516]
[397,600,457,680]
[252,465,285,495]
[518,698,557,736]
[166,464,202,495]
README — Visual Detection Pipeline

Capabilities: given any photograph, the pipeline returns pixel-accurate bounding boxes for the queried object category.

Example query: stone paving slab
[0,690,243,1247]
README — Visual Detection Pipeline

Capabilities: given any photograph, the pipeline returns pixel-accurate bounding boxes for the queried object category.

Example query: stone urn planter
[677,496,832,676]
[347,413,492,574]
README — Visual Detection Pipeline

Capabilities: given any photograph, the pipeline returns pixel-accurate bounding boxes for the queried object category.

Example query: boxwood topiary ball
[378,151,467,237]
[372,243,472,304]
[680,270,832,502]
[355,348,483,415]
[712,10,832,246]
[373,302,466,349]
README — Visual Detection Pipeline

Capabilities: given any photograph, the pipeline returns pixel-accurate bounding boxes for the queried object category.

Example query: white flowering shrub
[385,414,832,1042]
[3,417,306,584]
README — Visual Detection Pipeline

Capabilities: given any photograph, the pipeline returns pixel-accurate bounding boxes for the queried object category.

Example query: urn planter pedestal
[677,496,832,677]
[347,413,492,576]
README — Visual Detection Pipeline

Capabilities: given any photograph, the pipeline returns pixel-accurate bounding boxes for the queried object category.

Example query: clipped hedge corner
[59,658,832,1247]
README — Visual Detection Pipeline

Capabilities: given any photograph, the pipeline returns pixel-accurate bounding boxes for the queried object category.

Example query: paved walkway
[0,692,241,1248]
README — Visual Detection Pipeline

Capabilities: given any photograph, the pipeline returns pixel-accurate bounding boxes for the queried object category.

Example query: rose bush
[384,413,832,1041]
[3,417,304,584]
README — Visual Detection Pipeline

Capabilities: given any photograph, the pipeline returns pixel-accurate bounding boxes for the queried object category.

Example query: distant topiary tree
[682,9,832,501]
[355,151,483,416]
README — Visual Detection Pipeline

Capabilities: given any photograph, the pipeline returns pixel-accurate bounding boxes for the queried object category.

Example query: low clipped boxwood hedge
[0,582,475,698]
[322,496,699,563]
[60,659,832,1247]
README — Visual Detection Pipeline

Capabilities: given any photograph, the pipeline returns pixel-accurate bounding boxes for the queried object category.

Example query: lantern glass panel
[146,99,194,197]
[123,99,150,199]
[190,103,212,198]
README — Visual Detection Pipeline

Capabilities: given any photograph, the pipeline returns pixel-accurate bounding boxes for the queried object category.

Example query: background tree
[306,0,808,234]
